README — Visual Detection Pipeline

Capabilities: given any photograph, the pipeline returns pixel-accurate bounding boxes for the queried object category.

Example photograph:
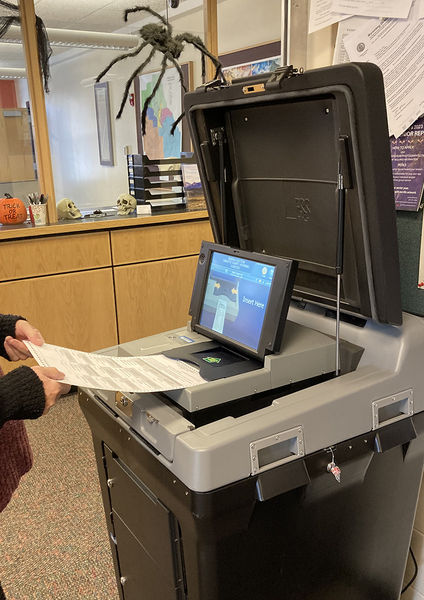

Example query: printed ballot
[25,341,206,393]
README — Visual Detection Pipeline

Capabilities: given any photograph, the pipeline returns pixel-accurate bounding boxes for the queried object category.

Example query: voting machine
[79,62,424,600]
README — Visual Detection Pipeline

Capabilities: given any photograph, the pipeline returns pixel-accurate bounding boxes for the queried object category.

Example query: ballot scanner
[79,63,424,600]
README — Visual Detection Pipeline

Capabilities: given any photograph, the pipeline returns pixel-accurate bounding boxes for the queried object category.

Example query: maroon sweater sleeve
[0,366,45,427]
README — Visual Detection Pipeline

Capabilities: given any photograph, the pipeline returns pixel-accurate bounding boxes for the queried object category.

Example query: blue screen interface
[199,251,276,351]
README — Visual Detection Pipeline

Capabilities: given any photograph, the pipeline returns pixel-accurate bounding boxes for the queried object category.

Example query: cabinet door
[114,256,198,343]
[0,269,117,373]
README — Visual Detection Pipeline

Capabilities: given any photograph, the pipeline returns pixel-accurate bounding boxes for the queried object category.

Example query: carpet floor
[0,393,119,600]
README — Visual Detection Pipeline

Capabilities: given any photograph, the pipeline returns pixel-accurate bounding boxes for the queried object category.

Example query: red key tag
[327,461,341,483]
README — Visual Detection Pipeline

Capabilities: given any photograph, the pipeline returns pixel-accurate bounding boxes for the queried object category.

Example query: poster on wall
[136,63,192,160]
[391,115,424,212]
[219,41,281,84]
[222,55,281,83]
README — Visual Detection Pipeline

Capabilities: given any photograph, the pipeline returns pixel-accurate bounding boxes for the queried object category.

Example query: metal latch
[242,82,266,95]
[265,65,303,91]
[115,392,133,418]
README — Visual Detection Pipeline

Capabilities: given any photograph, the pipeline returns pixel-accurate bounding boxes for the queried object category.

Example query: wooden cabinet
[0,269,117,373]
[114,256,199,342]
[0,214,212,371]
[112,219,212,342]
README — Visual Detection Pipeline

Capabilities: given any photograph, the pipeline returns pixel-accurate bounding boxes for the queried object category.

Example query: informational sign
[391,116,424,211]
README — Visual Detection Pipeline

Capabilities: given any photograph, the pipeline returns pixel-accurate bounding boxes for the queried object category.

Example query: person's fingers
[4,337,32,360]
[15,320,45,345]
[59,382,71,395]
[32,366,66,380]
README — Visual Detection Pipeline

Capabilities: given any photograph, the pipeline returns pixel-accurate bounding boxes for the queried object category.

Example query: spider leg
[124,5,172,34]
[167,56,187,92]
[170,111,184,136]
[176,34,226,83]
[0,15,19,39]
[116,46,156,119]
[96,40,149,83]
[0,1,19,11]
[140,55,168,135]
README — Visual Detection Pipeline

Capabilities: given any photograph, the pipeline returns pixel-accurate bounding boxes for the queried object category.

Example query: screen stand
[163,341,262,382]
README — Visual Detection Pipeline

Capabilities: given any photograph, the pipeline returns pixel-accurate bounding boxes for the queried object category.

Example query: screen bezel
[189,242,297,361]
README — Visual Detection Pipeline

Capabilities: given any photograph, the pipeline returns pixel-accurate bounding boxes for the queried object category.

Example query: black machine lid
[184,63,402,325]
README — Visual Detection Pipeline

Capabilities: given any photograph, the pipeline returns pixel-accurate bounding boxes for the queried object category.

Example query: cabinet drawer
[111,220,212,265]
[0,231,111,281]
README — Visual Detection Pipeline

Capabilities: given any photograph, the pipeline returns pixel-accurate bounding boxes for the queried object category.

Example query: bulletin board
[397,211,424,316]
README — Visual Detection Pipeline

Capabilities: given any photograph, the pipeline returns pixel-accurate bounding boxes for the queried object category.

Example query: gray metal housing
[86,304,423,493]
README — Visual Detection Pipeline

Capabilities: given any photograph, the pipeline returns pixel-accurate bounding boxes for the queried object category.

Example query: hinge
[197,78,226,92]
[265,65,303,91]
[210,126,226,146]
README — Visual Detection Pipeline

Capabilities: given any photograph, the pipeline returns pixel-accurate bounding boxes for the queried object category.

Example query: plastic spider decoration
[0,0,51,92]
[96,5,226,136]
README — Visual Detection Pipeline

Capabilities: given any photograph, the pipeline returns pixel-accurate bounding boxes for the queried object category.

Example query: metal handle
[250,426,304,475]
[372,389,413,430]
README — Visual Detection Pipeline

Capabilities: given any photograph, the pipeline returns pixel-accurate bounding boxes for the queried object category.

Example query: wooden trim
[0,210,210,240]
[203,0,218,81]
[18,0,57,222]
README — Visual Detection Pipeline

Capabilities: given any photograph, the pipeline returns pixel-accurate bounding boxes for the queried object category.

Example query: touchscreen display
[198,251,276,352]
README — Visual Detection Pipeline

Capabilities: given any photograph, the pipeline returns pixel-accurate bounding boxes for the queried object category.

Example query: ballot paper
[25,341,207,393]
[344,2,424,137]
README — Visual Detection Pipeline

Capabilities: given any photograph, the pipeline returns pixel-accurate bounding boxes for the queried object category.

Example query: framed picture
[134,62,193,159]
[219,40,281,83]
[94,81,114,166]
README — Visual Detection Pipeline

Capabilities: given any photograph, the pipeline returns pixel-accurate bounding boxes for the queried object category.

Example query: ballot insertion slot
[250,426,304,475]
[372,389,413,430]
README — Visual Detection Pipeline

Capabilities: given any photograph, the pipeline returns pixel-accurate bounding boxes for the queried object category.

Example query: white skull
[57,198,82,220]
[117,193,136,215]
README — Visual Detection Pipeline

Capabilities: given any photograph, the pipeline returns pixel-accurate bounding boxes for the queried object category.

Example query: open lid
[184,62,402,325]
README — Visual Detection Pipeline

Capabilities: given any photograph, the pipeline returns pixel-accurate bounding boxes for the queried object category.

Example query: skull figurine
[57,198,82,220]
[117,193,136,216]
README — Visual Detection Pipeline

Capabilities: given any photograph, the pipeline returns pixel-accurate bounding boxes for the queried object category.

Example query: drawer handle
[120,576,128,586]
[107,478,115,488]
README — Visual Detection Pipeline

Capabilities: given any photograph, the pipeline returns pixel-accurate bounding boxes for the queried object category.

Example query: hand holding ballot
[4,318,44,361]
[31,365,71,414]
[25,341,206,393]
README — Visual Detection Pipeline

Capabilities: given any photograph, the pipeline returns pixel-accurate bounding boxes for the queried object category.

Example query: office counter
[0,210,212,373]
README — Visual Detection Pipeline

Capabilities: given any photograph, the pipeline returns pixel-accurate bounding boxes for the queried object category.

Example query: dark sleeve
[0,314,25,360]
[0,365,45,427]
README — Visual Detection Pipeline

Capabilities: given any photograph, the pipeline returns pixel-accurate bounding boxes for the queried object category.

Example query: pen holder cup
[29,204,47,226]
